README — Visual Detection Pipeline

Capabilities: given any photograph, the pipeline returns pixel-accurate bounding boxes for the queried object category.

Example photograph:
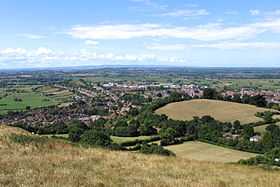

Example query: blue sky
[1,0,280,68]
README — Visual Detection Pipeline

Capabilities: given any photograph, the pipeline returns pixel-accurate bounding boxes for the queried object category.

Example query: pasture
[165,141,257,163]
[254,123,280,135]
[0,85,73,115]
[111,136,152,144]
[156,99,273,124]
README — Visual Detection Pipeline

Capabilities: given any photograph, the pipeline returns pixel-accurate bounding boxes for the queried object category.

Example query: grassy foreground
[0,125,280,187]
[156,99,274,124]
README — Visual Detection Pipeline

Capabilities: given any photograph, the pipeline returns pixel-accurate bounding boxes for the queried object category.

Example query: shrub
[139,143,175,156]
[68,126,84,142]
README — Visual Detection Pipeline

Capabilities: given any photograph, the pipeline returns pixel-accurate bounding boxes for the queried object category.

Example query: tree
[80,129,112,147]
[242,125,254,140]
[159,127,176,140]
[139,124,157,136]
[68,126,84,142]
[262,132,274,151]
[203,88,217,99]
[233,120,242,134]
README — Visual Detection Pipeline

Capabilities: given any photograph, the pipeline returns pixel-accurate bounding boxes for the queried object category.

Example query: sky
[1,0,280,69]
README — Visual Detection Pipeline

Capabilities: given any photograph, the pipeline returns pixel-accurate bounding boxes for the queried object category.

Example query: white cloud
[160,9,209,17]
[85,40,99,46]
[19,34,45,39]
[0,48,27,55]
[250,9,260,16]
[146,44,186,50]
[68,19,280,42]
[0,48,185,64]
[36,47,53,55]
[146,42,280,50]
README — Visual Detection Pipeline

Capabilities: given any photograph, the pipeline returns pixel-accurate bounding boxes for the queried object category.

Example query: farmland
[0,86,73,115]
[165,141,257,163]
[156,99,274,124]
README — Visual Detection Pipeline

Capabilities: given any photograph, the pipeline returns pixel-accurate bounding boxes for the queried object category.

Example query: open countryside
[156,99,275,124]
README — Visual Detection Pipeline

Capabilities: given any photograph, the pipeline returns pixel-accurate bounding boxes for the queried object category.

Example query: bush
[68,126,84,142]
[139,143,175,156]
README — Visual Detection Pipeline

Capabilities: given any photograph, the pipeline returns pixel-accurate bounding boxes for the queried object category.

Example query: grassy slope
[156,99,273,124]
[165,141,257,163]
[254,122,280,135]
[1,125,280,187]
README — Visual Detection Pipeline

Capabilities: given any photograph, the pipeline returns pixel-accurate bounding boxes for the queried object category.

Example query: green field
[165,141,257,163]
[156,99,273,124]
[254,123,280,135]
[111,136,151,144]
[0,86,73,115]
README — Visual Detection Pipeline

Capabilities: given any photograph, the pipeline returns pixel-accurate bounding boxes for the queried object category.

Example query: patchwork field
[165,141,257,163]
[1,125,280,187]
[0,86,73,115]
[156,99,273,124]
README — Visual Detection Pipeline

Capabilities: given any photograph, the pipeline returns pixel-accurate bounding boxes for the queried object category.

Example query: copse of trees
[80,129,112,147]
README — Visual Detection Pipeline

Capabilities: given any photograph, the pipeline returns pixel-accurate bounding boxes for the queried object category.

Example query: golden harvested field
[1,125,280,187]
[165,141,257,163]
[156,99,273,124]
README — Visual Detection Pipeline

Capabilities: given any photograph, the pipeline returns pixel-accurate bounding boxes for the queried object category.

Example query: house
[250,135,262,142]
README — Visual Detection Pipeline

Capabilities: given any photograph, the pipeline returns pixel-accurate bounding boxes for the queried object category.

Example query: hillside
[1,125,280,187]
[156,99,274,124]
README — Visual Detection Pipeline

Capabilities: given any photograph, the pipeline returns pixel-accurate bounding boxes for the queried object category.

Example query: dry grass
[1,125,280,187]
[156,99,273,124]
[165,141,257,163]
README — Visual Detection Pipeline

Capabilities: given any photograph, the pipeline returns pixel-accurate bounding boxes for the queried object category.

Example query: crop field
[0,86,73,115]
[156,99,273,124]
[165,141,257,163]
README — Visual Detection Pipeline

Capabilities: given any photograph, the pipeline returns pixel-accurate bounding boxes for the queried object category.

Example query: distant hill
[156,99,275,124]
[0,125,280,186]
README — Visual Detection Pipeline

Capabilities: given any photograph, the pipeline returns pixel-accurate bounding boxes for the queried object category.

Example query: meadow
[156,99,273,124]
[1,125,280,187]
[165,141,257,163]
[254,123,280,135]
[0,86,73,115]
[111,135,152,144]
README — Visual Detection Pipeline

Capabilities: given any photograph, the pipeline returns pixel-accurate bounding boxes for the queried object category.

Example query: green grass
[221,79,280,91]
[0,85,73,115]
[165,141,258,163]
[156,99,274,124]
[0,92,57,114]
[254,123,280,135]
[111,136,152,144]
